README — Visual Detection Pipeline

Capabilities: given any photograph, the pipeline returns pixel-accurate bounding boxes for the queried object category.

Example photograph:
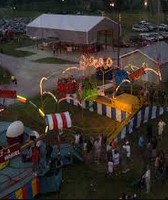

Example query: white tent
[26,14,119,45]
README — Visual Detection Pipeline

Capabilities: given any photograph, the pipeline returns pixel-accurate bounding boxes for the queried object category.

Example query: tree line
[0,0,167,13]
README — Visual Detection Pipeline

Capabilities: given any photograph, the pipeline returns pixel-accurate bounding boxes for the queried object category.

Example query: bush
[0,67,11,85]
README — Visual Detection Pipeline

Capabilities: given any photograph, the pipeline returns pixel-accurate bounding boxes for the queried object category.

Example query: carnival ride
[0,88,83,199]
[56,54,163,142]
[0,53,163,199]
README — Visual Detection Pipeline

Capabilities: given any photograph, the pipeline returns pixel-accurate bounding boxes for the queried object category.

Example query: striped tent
[66,94,129,122]
[4,177,39,199]
[45,112,72,130]
[116,106,168,142]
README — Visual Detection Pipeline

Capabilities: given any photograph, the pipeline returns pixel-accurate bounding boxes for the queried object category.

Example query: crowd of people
[73,131,132,176]
[21,138,65,178]
[72,113,168,196]
[138,85,167,106]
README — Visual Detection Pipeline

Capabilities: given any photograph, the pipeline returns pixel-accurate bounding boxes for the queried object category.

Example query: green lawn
[0,66,11,84]
[0,36,34,57]
[41,112,168,200]
[34,57,78,64]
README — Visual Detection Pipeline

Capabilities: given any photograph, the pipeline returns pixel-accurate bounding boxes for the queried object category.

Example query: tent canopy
[26,14,119,45]
[27,14,105,32]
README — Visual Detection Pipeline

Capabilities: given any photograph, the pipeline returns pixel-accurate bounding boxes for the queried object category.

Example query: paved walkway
[0,47,79,105]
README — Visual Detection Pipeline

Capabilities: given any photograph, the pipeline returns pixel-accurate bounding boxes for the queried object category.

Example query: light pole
[144,0,148,21]
[110,1,121,68]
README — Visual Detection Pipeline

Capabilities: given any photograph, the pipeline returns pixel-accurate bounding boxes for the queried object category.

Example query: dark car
[129,35,143,43]
[114,40,131,48]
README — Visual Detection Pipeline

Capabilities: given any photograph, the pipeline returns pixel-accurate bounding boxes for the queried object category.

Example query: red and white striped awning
[45,111,72,130]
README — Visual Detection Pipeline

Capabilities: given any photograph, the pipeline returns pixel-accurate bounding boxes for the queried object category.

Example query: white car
[132,24,149,32]
[158,24,168,31]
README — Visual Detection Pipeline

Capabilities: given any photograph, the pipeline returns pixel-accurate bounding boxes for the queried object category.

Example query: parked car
[157,23,168,31]
[132,24,149,32]
[149,32,164,41]
[114,40,131,48]
[160,32,168,39]
[129,34,144,43]
[139,33,155,42]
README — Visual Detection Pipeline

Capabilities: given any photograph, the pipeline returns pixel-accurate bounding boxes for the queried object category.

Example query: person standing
[122,141,131,173]
[74,132,80,147]
[46,144,53,166]
[138,135,145,151]
[32,146,40,176]
[143,165,151,194]
[11,75,17,86]
[39,140,47,172]
[107,155,114,176]
[86,138,93,162]
[146,121,153,142]
[93,137,101,164]
[11,75,15,84]
[112,149,120,175]
[158,119,166,140]
[161,89,166,105]
[55,153,63,175]
[149,86,155,105]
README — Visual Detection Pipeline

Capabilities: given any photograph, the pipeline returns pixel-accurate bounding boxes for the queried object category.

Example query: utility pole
[110,1,121,67]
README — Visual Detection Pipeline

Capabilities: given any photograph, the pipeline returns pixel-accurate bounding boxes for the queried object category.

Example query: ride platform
[96,93,141,113]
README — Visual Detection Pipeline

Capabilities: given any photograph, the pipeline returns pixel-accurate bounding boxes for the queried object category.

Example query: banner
[129,67,145,79]
[0,143,20,163]
[0,89,16,98]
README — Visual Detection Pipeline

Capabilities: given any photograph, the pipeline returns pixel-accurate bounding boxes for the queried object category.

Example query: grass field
[42,111,168,200]
[34,57,78,64]
[0,35,34,57]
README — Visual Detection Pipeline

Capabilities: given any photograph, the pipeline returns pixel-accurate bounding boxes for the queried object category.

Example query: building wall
[160,63,168,82]
[120,52,160,84]
[88,18,119,44]
[27,27,87,44]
